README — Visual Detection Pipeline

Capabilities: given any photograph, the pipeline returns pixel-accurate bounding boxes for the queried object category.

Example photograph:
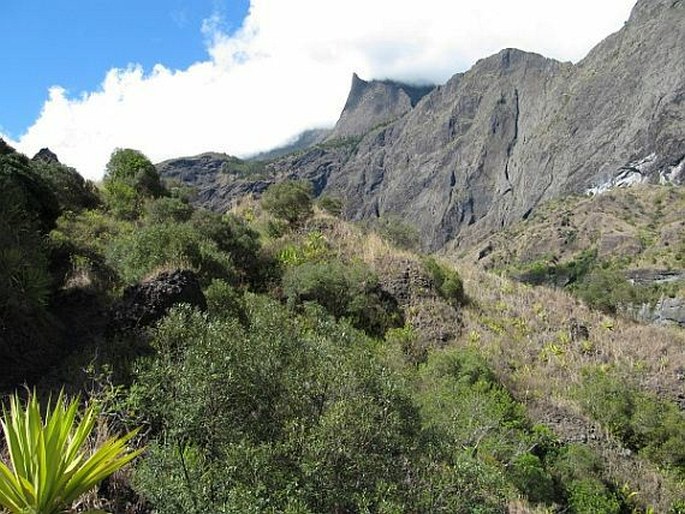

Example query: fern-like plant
[0,390,142,514]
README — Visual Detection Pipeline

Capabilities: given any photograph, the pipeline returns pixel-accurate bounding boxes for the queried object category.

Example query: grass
[450,263,685,511]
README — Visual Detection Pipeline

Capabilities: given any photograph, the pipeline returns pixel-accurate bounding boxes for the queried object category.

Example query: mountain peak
[327,73,434,140]
[32,147,60,164]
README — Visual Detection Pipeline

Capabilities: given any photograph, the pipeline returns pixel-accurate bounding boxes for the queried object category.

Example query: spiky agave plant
[0,390,143,514]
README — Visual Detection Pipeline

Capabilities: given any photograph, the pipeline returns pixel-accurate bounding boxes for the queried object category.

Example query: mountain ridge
[158,0,684,251]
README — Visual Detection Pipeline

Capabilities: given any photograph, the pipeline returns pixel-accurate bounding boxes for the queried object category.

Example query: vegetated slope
[3,136,685,511]
[158,0,685,251]
[454,263,685,512]
[454,185,685,324]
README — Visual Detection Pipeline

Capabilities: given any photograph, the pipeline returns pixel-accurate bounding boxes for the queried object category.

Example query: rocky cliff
[159,0,684,251]
[326,73,434,140]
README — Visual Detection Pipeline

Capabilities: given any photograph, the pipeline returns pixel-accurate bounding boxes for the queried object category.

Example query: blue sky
[1,0,635,180]
[1,0,249,137]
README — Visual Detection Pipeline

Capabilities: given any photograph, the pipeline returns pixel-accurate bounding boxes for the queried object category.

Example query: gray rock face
[327,73,434,140]
[160,0,685,251]
[635,297,685,328]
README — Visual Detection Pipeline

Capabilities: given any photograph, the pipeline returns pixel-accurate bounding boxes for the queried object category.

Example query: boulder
[111,269,207,332]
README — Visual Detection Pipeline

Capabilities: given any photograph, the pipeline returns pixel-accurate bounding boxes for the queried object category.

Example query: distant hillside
[159,0,684,251]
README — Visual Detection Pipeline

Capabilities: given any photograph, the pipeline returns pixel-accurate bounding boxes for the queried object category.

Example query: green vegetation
[579,367,685,476]
[220,155,267,178]
[364,214,421,251]
[260,179,313,227]
[487,186,685,316]
[0,390,141,514]
[423,256,467,307]
[102,148,164,219]
[1,143,683,512]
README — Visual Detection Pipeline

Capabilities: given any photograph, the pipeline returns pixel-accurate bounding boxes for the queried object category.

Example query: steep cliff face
[327,73,434,140]
[322,0,684,250]
[159,0,685,251]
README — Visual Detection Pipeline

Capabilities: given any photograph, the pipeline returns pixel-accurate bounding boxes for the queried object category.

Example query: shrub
[145,197,193,224]
[566,479,621,514]
[189,209,264,283]
[32,160,100,213]
[0,390,142,514]
[509,453,555,504]
[104,148,164,198]
[102,148,164,219]
[282,259,402,336]
[573,267,636,314]
[129,299,421,513]
[317,195,344,216]
[106,221,235,284]
[423,257,467,307]
[261,180,313,226]
[578,368,685,475]
[368,215,420,251]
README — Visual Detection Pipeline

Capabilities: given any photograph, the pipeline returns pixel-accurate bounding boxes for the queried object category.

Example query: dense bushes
[423,256,467,307]
[102,148,164,219]
[128,301,424,513]
[106,221,235,284]
[282,259,403,337]
[579,368,685,475]
[261,180,313,227]
[0,151,62,385]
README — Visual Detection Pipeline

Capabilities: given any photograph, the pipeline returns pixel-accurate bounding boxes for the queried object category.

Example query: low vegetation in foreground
[1,142,684,513]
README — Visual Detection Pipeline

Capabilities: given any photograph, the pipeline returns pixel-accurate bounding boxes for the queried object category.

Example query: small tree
[102,149,164,218]
[261,180,313,227]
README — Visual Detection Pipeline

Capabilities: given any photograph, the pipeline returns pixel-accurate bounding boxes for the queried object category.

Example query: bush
[423,257,467,307]
[0,153,62,385]
[578,368,685,475]
[32,160,100,213]
[129,299,422,513]
[145,197,193,224]
[317,195,343,216]
[573,267,637,314]
[566,479,621,514]
[509,453,555,504]
[261,180,313,226]
[368,215,420,251]
[106,221,235,284]
[282,259,402,336]
[103,148,164,219]
[189,209,265,284]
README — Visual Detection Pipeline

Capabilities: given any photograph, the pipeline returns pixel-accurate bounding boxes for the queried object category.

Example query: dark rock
[0,138,16,155]
[111,269,207,332]
[568,318,590,341]
[376,256,461,346]
[32,147,60,164]
[478,243,494,260]
[625,269,685,286]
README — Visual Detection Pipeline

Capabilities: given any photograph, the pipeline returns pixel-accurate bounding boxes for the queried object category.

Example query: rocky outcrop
[32,148,60,164]
[160,0,685,251]
[634,297,685,328]
[327,73,434,140]
[0,138,15,155]
[111,269,207,332]
[376,256,461,346]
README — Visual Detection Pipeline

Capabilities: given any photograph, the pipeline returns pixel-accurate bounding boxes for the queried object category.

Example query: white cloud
[10,0,635,180]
